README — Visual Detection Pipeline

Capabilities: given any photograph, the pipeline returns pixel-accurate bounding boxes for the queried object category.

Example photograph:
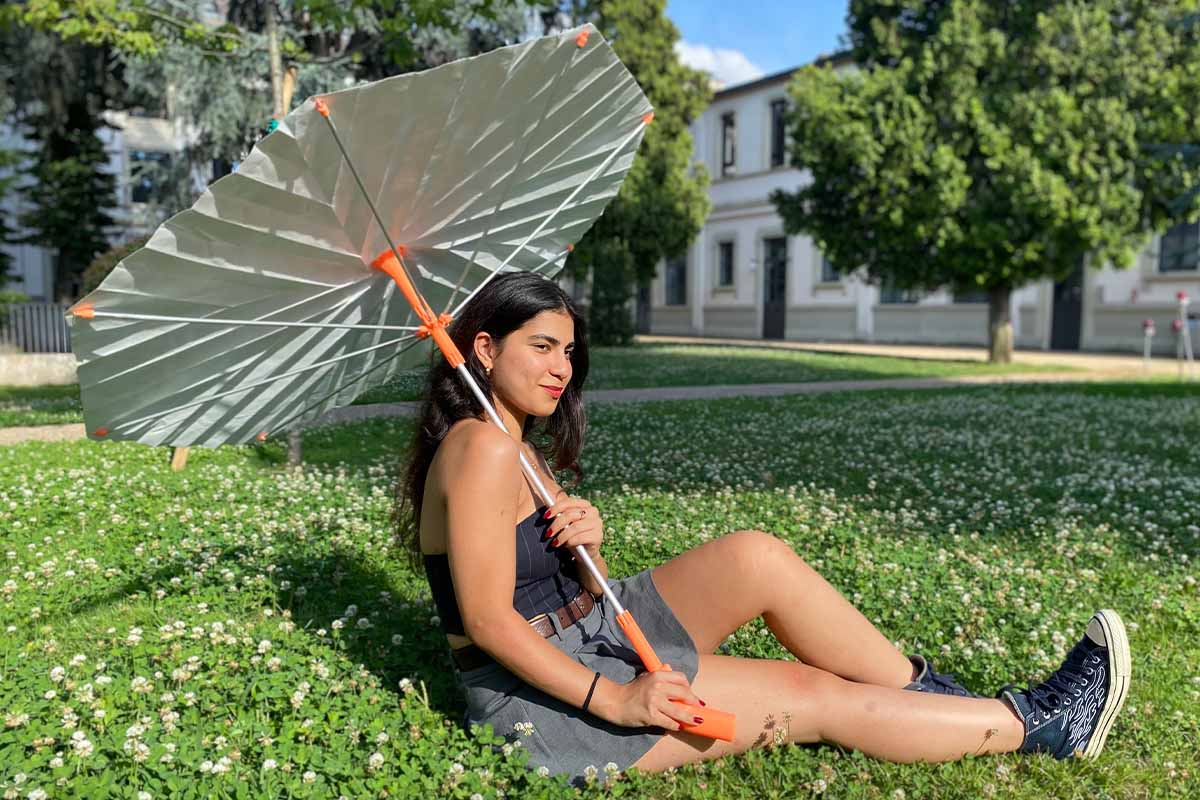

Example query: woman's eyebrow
[529,333,573,347]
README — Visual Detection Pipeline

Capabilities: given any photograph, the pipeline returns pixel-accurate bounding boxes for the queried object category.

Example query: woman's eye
[535,344,550,352]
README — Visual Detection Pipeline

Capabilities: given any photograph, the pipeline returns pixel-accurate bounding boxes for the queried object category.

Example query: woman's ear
[473,331,498,371]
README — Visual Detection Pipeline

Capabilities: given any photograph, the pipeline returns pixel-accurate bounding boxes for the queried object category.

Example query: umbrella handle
[616,611,737,742]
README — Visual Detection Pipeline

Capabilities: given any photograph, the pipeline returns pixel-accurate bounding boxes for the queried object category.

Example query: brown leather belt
[451,590,595,672]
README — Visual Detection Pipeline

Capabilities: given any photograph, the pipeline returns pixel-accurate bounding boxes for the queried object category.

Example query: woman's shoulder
[438,419,520,470]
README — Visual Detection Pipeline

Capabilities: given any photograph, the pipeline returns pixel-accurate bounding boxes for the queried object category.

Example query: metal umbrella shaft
[315,95,734,742]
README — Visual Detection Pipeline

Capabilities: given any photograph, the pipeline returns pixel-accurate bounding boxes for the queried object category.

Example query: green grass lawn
[1,382,1197,798]
[1,344,1077,428]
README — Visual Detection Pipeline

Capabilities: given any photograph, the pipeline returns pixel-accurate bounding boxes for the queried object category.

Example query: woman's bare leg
[632,655,1023,771]
[651,530,914,687]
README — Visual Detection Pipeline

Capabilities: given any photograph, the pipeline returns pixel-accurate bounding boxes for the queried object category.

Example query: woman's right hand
[599,665,706,731]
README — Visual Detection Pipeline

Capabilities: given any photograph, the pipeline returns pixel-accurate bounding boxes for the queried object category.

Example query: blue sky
[665,0,850,87]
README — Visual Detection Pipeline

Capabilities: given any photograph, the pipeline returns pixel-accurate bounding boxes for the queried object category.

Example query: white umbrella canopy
[68,23,652,448]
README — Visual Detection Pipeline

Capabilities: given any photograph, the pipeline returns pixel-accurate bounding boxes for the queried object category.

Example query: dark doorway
[635,284,651,334]
[1050,257,1084,350]
[762,236,788,339]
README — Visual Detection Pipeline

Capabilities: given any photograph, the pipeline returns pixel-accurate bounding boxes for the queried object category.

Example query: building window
[720,112,736,176]
[879,275,920,304]
[1160,220,1200,272]
[770,99,787,168]
[665,255,687,306]
[129,150,171,204]
[819,254,840,283]
[717,241,734,287]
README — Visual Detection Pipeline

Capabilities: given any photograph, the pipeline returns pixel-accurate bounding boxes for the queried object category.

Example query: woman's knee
[721,529,800,575]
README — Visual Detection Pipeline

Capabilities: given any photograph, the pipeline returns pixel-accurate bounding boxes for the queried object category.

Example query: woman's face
[485,309,575,418]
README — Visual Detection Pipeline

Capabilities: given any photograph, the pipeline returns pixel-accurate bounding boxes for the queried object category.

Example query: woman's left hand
[544,496,604,560]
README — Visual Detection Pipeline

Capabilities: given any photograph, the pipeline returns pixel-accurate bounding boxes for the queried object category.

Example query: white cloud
[674,41,765,88]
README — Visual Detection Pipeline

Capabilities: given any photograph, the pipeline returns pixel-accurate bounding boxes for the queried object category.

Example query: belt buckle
[527,611,553,633]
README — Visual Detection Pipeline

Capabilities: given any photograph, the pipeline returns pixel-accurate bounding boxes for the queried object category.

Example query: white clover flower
[583,764,598,781]
[398,678,414,694]
[344,604,358,618]
[302,770,316,784]
[331,619,345,631]
[257,640,272,654]
[199,760,214,774]
[138,793,152,800]
[604,762,619,775]
[367,751,384,771]
[27,790,47,800]
[262,758,278,771]
[42,690,56,700]
[536,765,550,777]
[49,666,66,683]
[375,732,389,744]
[391,634,404,645]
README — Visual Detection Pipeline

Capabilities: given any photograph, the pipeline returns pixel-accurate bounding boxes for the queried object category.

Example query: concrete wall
[0,353,78,386]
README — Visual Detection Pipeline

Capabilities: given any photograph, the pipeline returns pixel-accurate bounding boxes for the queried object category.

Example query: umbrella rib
[86,310,419,333]
[263,334,429,436]
[440,35,582,316]
[106,333,417,435]
[85,279,380,389]
[449,117,649,318]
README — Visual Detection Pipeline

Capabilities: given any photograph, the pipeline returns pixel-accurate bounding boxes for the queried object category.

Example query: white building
[648,60,1200,353]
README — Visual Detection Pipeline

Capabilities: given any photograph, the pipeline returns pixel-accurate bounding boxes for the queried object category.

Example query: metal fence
[0,302,73,353]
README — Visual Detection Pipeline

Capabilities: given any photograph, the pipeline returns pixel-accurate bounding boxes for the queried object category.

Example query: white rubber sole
[1081,608,1131,759]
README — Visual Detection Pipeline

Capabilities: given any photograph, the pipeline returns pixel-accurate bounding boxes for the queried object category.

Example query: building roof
[712,50,853,101]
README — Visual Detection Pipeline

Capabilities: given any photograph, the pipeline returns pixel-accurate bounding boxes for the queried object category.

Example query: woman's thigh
[631,653,836,771]
[650,530,790,654]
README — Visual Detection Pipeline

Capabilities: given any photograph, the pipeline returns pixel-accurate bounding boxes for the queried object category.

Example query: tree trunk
[287,429,302,468]
[987,285,1013,364]
[266,0,285,119]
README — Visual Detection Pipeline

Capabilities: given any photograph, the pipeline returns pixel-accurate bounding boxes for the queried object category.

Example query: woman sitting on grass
[393,271,1131,786]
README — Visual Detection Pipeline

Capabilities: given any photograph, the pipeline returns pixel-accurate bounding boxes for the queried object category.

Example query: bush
[81,234,151,295]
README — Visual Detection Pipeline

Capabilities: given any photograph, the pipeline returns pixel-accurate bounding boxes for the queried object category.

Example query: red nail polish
[693,716,703,724]
[699,700,706,707]
[543,509,553,519]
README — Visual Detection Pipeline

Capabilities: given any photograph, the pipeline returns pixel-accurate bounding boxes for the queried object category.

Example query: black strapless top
[422,506,584,636]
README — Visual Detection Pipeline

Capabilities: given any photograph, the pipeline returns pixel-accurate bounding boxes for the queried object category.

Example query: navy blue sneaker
[903,654,976,697]
[999,610,1131,759]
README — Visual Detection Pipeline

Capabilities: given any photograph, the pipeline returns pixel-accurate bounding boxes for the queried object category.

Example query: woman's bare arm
[443,423,613,714]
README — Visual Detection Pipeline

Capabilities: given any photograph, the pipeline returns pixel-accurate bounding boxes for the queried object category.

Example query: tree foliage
[771,0,1200,361]
[558,0,711,345]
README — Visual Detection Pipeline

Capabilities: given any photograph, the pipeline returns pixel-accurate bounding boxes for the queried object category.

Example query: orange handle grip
[616,611,736,742]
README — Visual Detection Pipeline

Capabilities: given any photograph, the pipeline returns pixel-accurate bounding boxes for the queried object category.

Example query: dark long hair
[391,272,590,565]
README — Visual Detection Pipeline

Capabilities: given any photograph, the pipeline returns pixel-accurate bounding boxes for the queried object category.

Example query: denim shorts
[456,567,700,786]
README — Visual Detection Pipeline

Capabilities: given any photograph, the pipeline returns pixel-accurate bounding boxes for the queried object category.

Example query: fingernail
[550,537,559,547]
[699,700,707,707]
[543,509,553,519]
[693,716,704,724]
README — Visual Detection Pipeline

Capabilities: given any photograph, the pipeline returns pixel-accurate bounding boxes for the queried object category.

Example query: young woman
[393,272,1131,786]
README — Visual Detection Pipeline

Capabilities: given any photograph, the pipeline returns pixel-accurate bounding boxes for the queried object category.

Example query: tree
[555,0,711,345]
[771,0,1200,362]
[0,148,22,287]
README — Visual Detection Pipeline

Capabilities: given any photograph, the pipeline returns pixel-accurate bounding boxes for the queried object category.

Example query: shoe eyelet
[1064,698,1072,706]
[1085,667,1094,675]
[1074,690,1082,697]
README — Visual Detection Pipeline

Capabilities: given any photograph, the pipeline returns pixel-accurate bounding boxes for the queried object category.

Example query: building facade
[648,63,1200,354]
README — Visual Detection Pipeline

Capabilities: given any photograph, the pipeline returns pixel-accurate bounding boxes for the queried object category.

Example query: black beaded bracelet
[581,670,602,712]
